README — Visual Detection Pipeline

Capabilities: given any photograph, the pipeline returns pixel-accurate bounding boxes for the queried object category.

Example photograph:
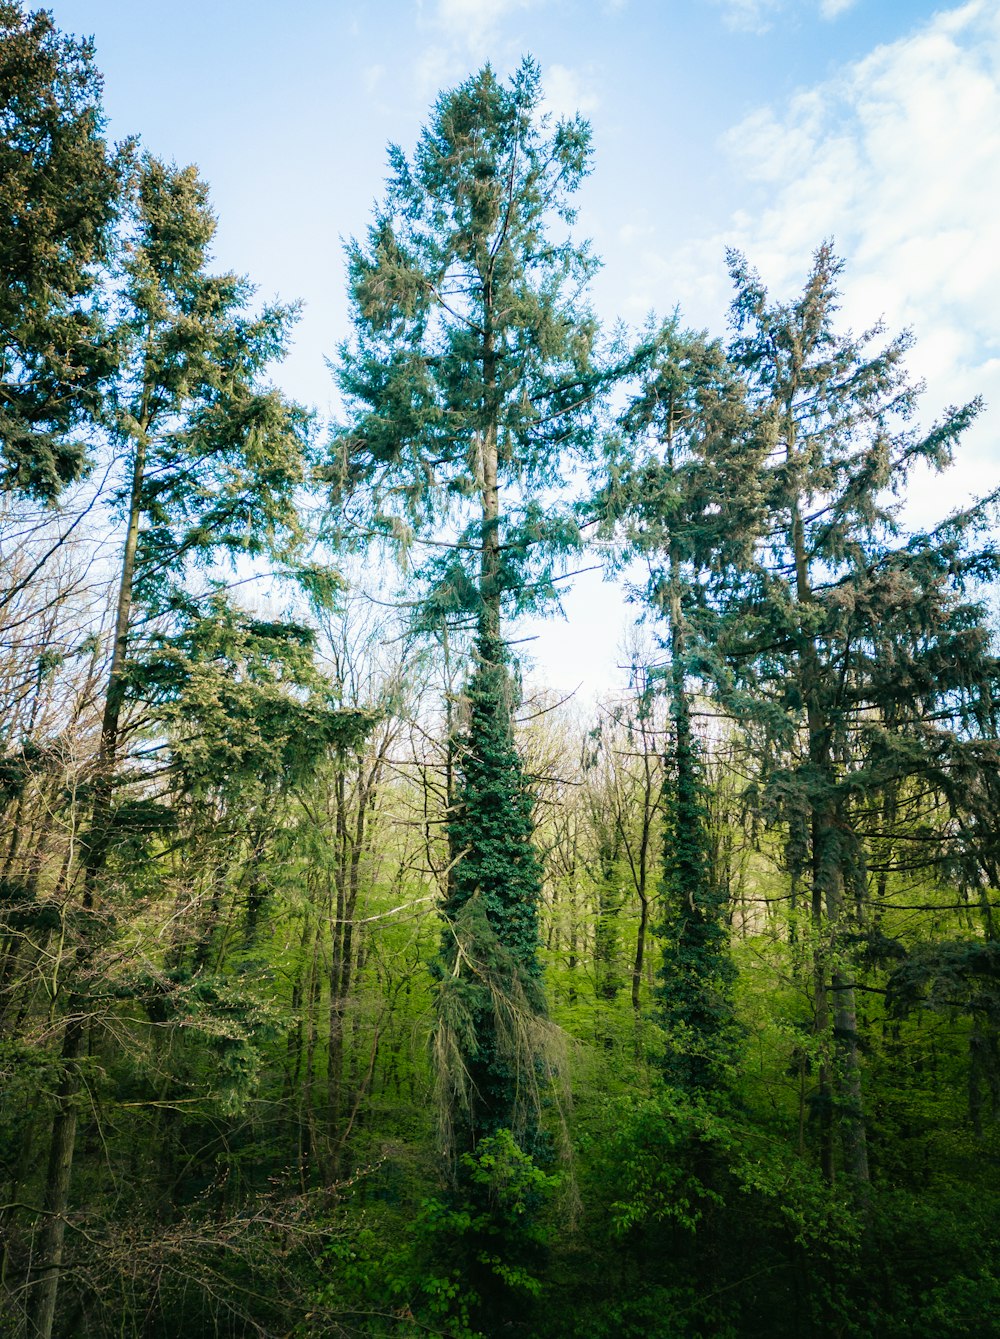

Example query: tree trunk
[29,1016,85,1338]
[788,430,869,1184]
[29,421,148,1339]
[824,833,870,1182]
[479,287,502,647]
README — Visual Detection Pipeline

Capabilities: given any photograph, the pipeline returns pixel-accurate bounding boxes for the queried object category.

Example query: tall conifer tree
[704,244,994,1183]
[30,154,312,1339]
[603,321,746,1091]
[333,60,611,1148]
[0,2,120,499]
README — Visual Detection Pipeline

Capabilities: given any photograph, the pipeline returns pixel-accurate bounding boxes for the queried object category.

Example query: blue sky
[46,0,1000,695]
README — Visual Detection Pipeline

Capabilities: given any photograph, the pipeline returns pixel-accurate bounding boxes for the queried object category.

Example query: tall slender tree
[603,320,746,1089]
[29,154,312,1339]
[0,2,121,500]
[332,59,612,1149]
[704,243,994,1183]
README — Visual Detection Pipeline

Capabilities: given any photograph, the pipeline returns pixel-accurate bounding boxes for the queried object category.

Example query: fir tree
[30,154,313,1339]
[331,59,603,642]
[703,243,995,1183]
[333,59,614,1150]
[0,2,121,499]
[83,153,312,884]
[603,320,745,1091]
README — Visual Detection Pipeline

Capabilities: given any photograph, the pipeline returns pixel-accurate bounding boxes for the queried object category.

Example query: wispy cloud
[629,1,999,522]
[709,0,861,35]
[819,0,859,17]
[720,1,998,318]
[413,0,599,124]
[362,64,386,95]
[709,0,781,35]
[434,0,542,52]
[410,0,550,101]
[542,64,600,120]
[731,0,999,517]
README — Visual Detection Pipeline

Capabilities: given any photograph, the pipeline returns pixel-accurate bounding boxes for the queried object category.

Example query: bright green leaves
[602,1092,730,1235]
[602,246,999,1192]
[327,1128,561,1337]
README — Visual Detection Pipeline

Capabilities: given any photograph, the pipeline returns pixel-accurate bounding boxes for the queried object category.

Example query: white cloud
[820,0,859,18]
[412,5,597,128]
[649,1,1000,524]
[710,0,862,34]
[362,64,386,95]
[753,0,999,519]
[720,1,1000,327]
[413,42,460,101]
[542,64,600,121]
[618,219,655,246]
[411,0,551,101]
[434,0,541,51]
[711,0,781,34]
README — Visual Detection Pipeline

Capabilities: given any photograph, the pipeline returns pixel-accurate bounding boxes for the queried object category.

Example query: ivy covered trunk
[657,565,735,1095]
[440,635,546,1148]
[333,59,612,1161]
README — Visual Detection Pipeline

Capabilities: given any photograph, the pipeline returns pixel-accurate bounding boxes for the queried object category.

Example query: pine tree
[331,59,602,642]
[603,320,745,1090]
[0,2,121,499]
[333,59,613,1150]
[29,154,313,1339]
[82,154,311,884]
[703,243,995,1183]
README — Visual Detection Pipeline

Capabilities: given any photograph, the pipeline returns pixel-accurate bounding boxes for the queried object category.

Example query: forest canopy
[1,11,998,1339]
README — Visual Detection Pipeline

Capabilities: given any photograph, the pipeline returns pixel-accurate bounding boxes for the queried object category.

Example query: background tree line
[1,7,998,1336]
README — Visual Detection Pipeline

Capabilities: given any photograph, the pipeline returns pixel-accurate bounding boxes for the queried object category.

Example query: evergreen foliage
[657,723,736,1093]
[0,2,121,498]
[602,321,744,1091]
[333,59,617,1167]
[1,21,999,1339]
[438,633,547,1146]
[702,243,997,1183]
[330,57,605,634]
